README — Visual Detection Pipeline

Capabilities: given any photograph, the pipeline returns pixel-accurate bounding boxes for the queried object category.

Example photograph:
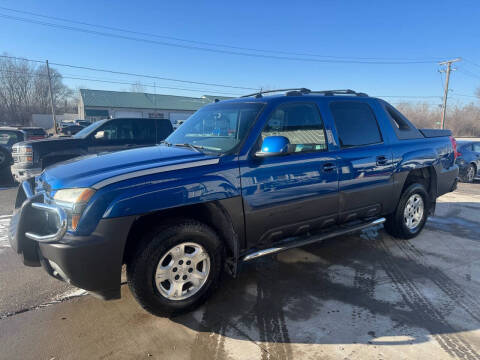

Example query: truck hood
[40,145,217,190]
[18,136,83,153]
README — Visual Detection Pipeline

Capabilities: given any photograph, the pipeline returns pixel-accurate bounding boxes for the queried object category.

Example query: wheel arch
[122,198,244,276]
[393,166,437,215]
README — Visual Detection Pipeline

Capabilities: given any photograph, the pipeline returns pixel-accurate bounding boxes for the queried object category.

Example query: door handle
[322,163,336,172]
[376,155,388,166]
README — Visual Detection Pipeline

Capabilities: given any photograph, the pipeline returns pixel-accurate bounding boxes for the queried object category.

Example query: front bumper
[10,165,42,183]
[8,181,135,300]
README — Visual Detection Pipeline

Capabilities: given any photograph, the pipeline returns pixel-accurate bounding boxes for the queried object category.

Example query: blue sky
[1,0,480,105]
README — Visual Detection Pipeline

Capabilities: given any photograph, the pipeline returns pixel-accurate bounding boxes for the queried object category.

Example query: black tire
[0,147,9,170]
[460,164,476,183]
[127,218,224,317]
[384,183,429,240]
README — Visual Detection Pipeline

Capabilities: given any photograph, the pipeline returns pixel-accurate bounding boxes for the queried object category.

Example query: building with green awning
[78,89,231,124]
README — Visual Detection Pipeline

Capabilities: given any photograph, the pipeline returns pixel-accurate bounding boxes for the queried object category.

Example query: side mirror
[255,136,290,157]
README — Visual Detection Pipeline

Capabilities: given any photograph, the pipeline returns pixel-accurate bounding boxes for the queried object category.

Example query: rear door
[240,102,339,248]
[329,100,394,222]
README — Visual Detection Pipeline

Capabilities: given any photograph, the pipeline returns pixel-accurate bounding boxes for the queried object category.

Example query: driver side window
[92,119,135,141]
[262,103,327,152]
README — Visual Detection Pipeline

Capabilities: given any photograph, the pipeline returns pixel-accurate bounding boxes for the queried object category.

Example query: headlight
[14,145,33,163]
[18,145,32,154]
[53,188,95,230]
[16,155,33,163]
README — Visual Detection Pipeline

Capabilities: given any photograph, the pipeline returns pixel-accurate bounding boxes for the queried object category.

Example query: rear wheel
[460,164,476,183]
[384,183,429,239]
[127,219,224,316]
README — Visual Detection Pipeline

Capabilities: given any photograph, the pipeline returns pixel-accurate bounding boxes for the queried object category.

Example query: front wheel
[127,219,224,316]
[384,183,429,239]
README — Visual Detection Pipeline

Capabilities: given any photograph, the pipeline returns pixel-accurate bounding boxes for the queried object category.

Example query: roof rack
[241,88,311,98]
[310,89,369,97]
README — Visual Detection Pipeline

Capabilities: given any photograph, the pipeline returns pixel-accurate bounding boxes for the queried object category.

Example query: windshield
[165,102,263,154]
[73,119,108,138]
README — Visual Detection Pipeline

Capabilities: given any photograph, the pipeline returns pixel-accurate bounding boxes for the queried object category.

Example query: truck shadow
[171,206,480,359]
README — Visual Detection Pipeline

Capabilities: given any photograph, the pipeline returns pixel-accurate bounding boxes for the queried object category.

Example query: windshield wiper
[173,143,204,153]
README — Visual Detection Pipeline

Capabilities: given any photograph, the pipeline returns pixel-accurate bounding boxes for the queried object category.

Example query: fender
[76,156,242,236]
[390,137,454,211]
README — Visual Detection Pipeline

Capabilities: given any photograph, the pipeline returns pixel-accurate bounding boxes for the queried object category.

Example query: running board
[241,217,386,262]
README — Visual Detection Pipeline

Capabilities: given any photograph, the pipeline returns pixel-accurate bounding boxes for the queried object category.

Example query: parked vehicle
[9,89,459,316]
[75,120,91,127]
[456,140,480,182]
[173,119,186,130]
[60,124,85,136]
[10,117,174,182]
[0,127,26,169]
[19,127,48,141]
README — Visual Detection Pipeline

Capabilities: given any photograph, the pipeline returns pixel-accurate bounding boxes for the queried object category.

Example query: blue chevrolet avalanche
[9,89,459,316]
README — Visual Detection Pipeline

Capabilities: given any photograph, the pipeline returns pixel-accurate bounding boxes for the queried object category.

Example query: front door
[240,102,339,248]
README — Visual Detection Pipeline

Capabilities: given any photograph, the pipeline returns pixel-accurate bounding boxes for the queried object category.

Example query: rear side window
[133,119,156,143]
[330,102,382,147]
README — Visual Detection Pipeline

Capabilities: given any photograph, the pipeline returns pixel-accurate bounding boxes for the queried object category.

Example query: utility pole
[439,58,461,129]
[46,60,57,135]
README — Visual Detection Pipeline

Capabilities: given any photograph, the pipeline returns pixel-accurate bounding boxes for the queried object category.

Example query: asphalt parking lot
[0,183,480,360]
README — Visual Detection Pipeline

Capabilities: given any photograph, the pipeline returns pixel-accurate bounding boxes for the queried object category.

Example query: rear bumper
[8,181,136,300]
[437,165,459,196]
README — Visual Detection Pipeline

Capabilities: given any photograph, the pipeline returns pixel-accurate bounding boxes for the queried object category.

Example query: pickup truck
[9,89,459,316]
[10,117,173,182]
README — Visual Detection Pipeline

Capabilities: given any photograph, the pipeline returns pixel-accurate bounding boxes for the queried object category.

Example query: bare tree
[0,56,35,125]
[130,81,146,93]
[0,53,74,126]
[396,101,480,137]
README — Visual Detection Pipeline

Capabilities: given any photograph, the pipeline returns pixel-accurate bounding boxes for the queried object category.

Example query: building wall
[83,106,195,124]
[32,113,78,129]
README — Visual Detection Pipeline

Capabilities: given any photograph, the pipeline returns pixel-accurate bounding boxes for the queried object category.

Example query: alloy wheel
[404,194,424,230]
[154,242,210,300]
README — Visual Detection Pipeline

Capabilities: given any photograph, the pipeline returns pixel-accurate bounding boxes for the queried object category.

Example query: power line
[457,68,480,80]
[0,12,443,65]
[464,58,480,69]
[0,69,244,96]
[0,69,457,99]
[0,54,258,90]
[0,6,445,63]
